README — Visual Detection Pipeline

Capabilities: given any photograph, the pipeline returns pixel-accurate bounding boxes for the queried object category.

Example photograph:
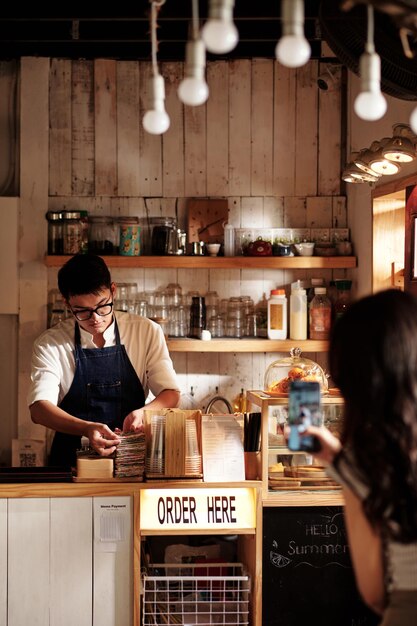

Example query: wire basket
[142,563,250,625]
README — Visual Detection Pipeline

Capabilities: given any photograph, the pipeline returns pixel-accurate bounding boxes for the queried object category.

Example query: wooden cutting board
[187,199,229,244]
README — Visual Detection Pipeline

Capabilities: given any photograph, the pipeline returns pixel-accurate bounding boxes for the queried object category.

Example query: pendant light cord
[365,5,375,54]
[192,0,200,41]
[149,0,166,76]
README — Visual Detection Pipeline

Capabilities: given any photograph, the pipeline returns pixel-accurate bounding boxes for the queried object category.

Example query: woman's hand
[303,425,342,464]
[85,423,121,456]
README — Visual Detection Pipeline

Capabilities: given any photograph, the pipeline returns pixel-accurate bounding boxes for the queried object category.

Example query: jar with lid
[118,216,140,256]
[89,215,116,255]
[46,211,63,255]
[149,217,177,255]
[79,210,89,253]
[267,289,287,339]
[334,279,352,321]
[62,211,82,255]
[309,287,332,340]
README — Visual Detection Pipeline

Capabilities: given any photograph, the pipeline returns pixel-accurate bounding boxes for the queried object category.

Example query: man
[28,253,180,467]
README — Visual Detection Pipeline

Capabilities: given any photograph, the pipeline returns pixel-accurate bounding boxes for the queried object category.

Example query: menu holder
[201,414,245,482]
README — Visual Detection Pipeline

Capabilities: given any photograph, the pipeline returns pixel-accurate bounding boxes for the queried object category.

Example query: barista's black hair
[58,254,112,300]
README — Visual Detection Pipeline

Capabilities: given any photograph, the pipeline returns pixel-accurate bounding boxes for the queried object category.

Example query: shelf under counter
[167,338,329,352]
[263,491,345,507]
[44,255,357,269]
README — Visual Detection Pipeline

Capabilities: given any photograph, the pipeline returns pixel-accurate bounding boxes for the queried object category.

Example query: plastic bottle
[223,223,235,257]
[309,287,332,339]
[267,289,287,339]
[289,280,307,340]
[307,277,324,334]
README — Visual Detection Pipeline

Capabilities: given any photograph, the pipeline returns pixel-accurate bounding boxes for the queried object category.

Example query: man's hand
[123,409,145,433]
[85,423,121,456]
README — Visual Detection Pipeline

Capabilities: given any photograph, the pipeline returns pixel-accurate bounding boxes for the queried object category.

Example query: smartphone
[287,380,322,452]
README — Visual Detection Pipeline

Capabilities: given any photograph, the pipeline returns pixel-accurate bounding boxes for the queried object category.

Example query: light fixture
[275,0,311,68]
[201,0,239,55]
[342,158,380,184]
[178,0,209,106]
[354,5,387,122]
[368,139,401,175]
[142,0,170,135]
[353,148,381,177]
[382,123,416,163]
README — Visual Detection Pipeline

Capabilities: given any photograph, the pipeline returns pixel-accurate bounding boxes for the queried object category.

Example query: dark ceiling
[0,1,417,99]
[0,1,327,61]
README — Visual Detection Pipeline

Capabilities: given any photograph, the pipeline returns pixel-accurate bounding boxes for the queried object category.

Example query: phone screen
[288,380,322,452]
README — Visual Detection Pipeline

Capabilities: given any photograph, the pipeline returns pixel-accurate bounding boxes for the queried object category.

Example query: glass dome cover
[264,347,328,395]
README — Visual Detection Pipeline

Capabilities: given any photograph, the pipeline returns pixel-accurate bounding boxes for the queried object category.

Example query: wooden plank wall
[46,57,347,410]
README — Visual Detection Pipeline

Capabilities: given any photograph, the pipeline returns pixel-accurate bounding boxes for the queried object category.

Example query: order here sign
[140,488,257,531]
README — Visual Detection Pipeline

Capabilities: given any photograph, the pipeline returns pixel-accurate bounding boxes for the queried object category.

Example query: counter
[0,480,262,626]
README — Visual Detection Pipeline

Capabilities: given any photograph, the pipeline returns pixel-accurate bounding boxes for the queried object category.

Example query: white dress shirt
[28,311,180,407]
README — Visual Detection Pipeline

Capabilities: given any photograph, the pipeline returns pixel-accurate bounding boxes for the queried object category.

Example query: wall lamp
[275,0,311,68]
[343,124,417,184]
[381,123,416,163]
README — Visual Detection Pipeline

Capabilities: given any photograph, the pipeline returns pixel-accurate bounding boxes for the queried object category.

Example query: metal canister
[118,216,140,256]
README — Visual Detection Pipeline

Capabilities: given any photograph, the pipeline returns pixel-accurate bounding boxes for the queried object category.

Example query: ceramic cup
[206,243,221,257]
[294,242,315,257]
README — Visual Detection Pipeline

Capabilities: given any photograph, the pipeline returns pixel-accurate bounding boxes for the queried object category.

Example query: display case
[246,390,344,506]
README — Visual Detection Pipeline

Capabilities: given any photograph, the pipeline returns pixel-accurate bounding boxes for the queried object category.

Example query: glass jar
[46,211,63,255]
[264,347,329,395]
[149,217,177,255]
[62,211,82,255]
[88,215,116,255]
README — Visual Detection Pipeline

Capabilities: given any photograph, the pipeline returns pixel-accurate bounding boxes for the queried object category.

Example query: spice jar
[46,211,63,255]
[62,211,83,255]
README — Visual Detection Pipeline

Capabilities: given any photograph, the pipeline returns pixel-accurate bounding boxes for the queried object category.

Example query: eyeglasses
[70,301,114,322]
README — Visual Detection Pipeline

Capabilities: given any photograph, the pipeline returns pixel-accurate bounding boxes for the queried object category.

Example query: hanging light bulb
[410,107,417,135]
[178,0,209,106]
[142,0,170,135]
[143,75,170,134]
[354,6,387,121]
[202,0,239,54]
[275,0,311,68]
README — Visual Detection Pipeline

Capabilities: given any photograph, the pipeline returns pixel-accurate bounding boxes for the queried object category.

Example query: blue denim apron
[49,319,145,468]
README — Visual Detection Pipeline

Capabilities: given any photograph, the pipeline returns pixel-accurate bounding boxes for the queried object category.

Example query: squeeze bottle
[289,280,307,340]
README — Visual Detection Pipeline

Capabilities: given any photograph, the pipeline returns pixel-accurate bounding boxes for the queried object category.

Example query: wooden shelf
[166,338,329,352]
[44,255,357,269]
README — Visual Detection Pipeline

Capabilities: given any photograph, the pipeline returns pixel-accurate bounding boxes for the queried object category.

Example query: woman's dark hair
[58,254,112,300]
[329,288,417,541]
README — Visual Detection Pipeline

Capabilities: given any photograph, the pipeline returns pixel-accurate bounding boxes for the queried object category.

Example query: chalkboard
[263,506,381,626]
